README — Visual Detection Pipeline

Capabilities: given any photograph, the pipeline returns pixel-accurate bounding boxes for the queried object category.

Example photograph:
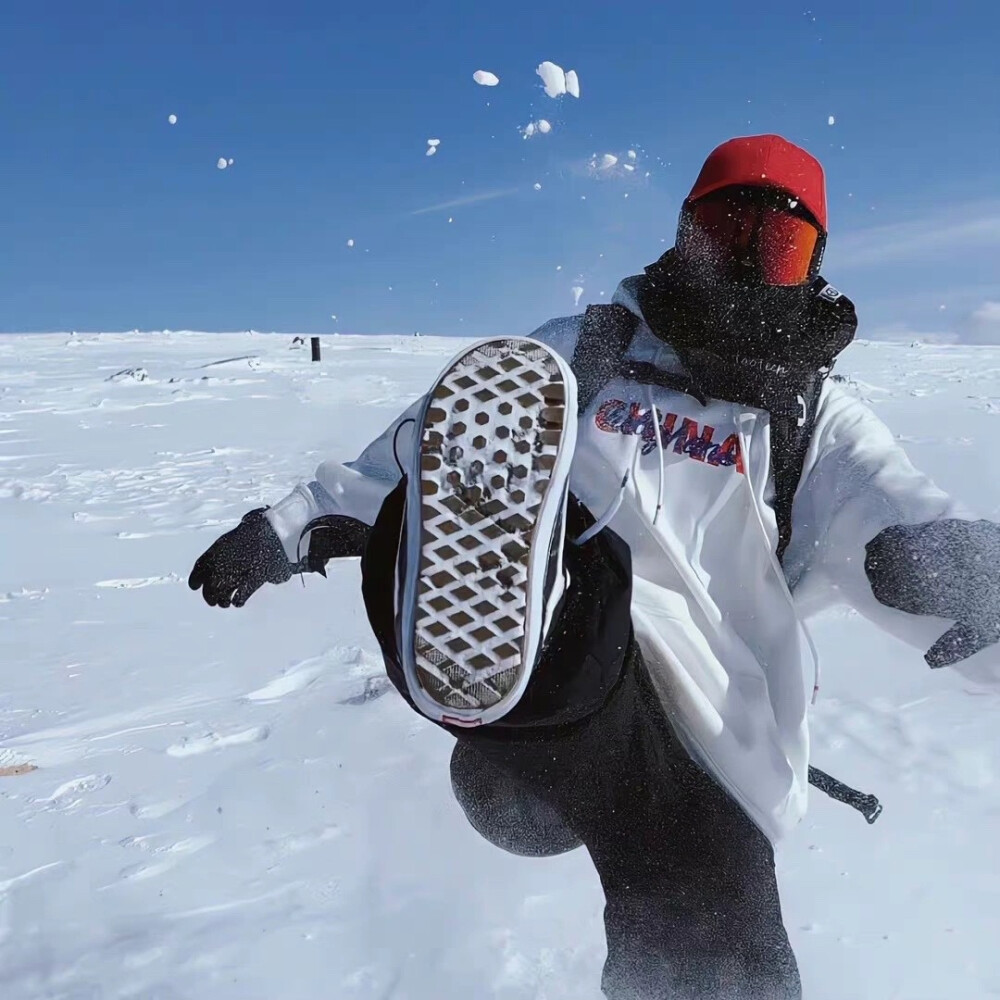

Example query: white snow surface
[473,70,500,87]
[3,331,1000,998]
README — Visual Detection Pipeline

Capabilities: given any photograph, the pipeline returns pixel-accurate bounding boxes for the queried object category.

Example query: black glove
[865,519,1000,668]
[297,514,370,573]
[188,508,293,608]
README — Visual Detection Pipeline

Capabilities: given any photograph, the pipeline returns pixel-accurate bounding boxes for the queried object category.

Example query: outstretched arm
[189,398,423,607]
[788,383,1000,680]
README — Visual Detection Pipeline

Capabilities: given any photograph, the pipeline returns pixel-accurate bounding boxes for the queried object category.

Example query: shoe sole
[400,338,577,727]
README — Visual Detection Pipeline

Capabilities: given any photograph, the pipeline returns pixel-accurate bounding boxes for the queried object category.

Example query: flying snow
[533,183,542,191]
[598,154,618,170]
[473,70,500,87]
[828,115,836,125]
[521,119,552,139]
[572,285,585,306]
[167,114,178,125]
[216,158,228,170]
[347,239,355,248]
[426,138,440,157]
[536,61,581,99]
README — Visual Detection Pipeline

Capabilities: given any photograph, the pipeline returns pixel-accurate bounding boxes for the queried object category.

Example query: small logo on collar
[817,283,842,303]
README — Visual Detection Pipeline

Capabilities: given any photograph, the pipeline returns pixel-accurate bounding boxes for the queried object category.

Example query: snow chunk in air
[521,119,552,139]
[216,158,229,170]
[536,61,581,99]
[473,70,500,87]
[167,114,178,125]
[426,138,440,157]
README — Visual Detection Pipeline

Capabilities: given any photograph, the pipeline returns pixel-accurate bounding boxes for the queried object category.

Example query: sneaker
[397,337,578,727]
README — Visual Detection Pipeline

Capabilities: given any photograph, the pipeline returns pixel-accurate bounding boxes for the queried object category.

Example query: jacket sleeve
[265,397,424,562]
[262,318,582,565]
[785,383,1000,683]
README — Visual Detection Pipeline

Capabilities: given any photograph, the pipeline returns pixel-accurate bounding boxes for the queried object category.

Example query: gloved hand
[865,518,1000,668]
[188,507,293,608]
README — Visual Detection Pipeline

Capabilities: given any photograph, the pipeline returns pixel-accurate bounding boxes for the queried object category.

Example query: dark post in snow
[311,336,321,362]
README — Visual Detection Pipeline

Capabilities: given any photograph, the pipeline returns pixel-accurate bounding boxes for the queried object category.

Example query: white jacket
[265,277,991,842]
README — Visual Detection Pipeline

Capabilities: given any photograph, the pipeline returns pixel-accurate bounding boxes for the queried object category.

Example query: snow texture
[216,158,229,170]
[167,114,177,125]
[473,70,500,87]
[3,331,1000,998]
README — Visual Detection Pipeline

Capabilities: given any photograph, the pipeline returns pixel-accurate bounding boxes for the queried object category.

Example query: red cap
[687,134,827,232]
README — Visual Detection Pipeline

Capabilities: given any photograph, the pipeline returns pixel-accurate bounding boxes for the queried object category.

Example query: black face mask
[638,249,857,415]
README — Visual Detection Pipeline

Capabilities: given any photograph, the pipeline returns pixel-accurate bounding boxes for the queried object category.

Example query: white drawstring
[647,385,666,525]
[573,432,642,547]
[736,413,821,703]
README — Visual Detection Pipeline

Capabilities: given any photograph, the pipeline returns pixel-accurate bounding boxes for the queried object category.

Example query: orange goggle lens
[685,197,821,286]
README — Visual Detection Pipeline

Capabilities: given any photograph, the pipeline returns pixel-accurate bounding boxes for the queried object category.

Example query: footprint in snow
[166,726,269,758]
[31,773,112,812]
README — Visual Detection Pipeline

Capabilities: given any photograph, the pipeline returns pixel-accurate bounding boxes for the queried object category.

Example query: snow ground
[2,331,1000,999]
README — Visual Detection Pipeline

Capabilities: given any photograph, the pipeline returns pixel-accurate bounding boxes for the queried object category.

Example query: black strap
[571,304,640,415]
[808,766,883,824]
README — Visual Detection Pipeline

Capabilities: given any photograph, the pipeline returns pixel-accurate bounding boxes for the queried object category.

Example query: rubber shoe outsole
[399,337,578,727]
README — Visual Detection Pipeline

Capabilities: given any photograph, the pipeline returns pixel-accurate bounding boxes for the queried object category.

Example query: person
[189,134,1000,999]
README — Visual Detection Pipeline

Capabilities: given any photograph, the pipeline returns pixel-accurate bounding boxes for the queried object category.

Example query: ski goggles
[679,187,825,286]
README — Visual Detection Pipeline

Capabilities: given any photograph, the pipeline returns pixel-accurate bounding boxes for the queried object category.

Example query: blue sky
[2,1,998,338]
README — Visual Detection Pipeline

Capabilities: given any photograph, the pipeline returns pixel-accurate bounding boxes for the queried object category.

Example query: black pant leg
[466,645,801,1000]
[361,481,800,1000]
